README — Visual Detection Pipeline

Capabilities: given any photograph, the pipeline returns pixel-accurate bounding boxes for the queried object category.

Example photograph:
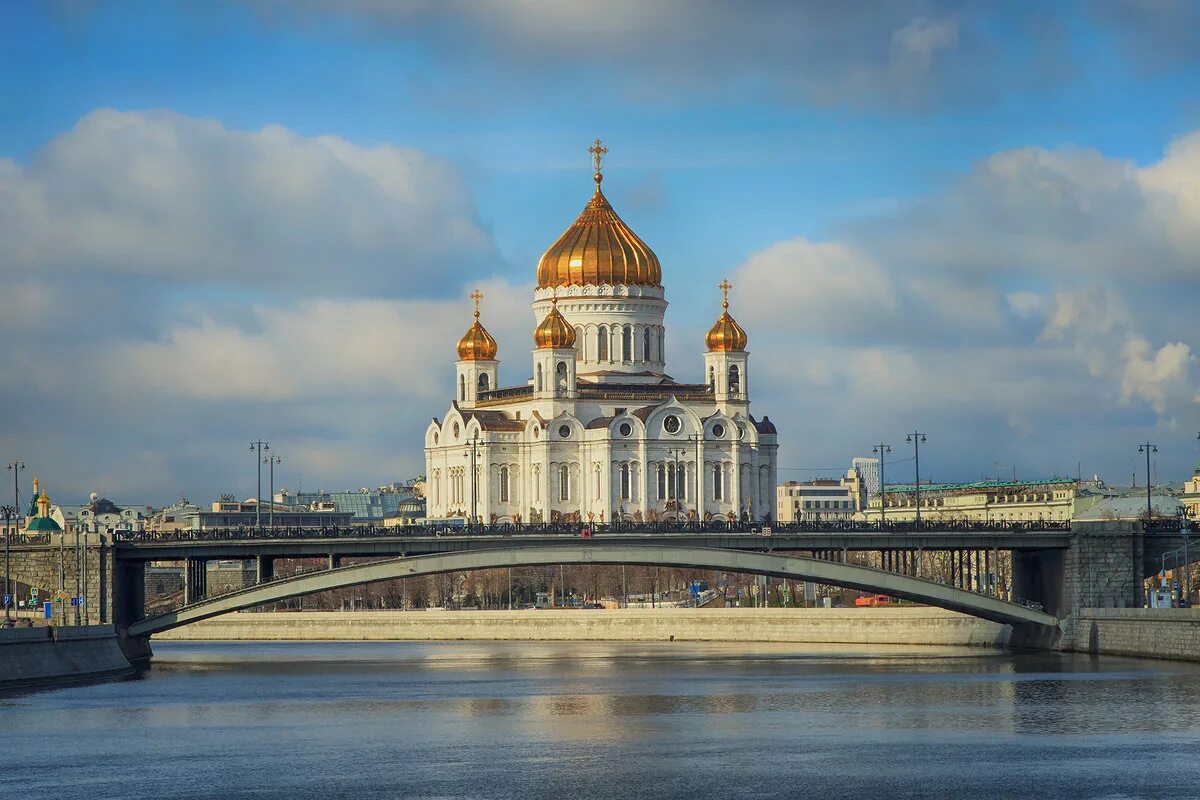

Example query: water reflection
[4,641,1200,799]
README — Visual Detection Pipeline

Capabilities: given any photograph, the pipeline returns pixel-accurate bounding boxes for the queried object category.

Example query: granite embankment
[155,607,1013,647]
[0,625,136,691]
[1062,608,1200,661]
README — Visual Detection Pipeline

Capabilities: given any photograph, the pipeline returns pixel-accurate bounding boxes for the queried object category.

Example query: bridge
[6,519,1189,655]
[127,544,1059,636]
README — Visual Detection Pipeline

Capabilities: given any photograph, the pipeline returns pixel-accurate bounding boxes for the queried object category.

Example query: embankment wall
[155,607,1012,647]
[0,625,134,691]
[1062,608,1200,662]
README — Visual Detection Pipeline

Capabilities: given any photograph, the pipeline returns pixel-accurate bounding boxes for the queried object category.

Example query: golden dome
[534,297,577,349]
[705,279,747,353]
[536,140,661,289]
[456,289,498,361]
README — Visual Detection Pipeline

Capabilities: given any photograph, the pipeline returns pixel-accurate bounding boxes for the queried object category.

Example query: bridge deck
[112,530,1074,561]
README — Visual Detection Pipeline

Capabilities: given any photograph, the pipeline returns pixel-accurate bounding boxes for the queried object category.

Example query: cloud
[0,108,496,295]
[1089,0,1200,72]
[245,0,1062,111]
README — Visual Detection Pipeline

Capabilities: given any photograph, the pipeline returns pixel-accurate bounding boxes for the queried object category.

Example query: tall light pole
[872,443,891,524]
[1138,442,1157,521]
[462,433,480,525]
[1,503,15,624]
[264,454,281,529]
[6,461,24,623]
[668,446,686,520]
[906,432,926,530]
[250,441,269,530]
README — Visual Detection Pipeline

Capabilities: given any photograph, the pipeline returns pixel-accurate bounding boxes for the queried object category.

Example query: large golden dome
[456,289,498,361]
[536,141,661,289]
[534,297,577,349]
[705,279,747,353]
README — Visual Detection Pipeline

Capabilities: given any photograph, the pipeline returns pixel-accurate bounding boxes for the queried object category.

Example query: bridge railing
[112,518,1072,544]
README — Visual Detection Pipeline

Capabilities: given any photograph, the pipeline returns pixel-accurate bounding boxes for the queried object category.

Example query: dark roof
[27,516,62,532]
[577,383,711,402]
[586,415,616,430]
[463,410,525,432]
[755,416,777,435]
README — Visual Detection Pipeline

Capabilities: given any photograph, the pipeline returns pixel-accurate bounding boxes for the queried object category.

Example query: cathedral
[424,141,778,524]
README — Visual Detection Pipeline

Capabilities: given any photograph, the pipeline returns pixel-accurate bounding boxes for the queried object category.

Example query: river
[4,641,1200,799]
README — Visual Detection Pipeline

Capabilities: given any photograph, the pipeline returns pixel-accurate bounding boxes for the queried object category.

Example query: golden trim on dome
[536,140,662,289]
[534,295,577,349]
[706,278,747,353]
[456,288,498,361]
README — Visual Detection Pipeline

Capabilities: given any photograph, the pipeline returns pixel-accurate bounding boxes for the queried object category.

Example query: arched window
[575,327,584,359]
[459,374,466,401]
[499,466,509,503]
[655,327,663,363]
[667,464,677,500]
[478,373,490,392]
[708,366,715,392]
[536,363,543,392]
[620,463,630,500]
[677,464,687,501]
[643,328,651,361]
[728,364,740,393]
[559,465,570,502]
[621,326,632,361]
[598,326,609,361]
[556,361,568,390]
[657,464,666,500]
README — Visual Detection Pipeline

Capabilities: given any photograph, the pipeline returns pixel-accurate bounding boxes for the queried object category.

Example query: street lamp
[1138,442,1157,522]
[906,432,927,530]
[462,433,480,525]
[668,446,686,520]
[872,443,891,525]
[264,454,282,529]
[1,503,15,624]
[5,460,24,624]
[250,441,269,530]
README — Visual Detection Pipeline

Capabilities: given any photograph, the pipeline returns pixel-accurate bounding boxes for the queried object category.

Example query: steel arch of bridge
[129,544,1058,637]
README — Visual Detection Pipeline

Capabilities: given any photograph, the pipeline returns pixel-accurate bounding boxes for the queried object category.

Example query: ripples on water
[4,641,1200,799]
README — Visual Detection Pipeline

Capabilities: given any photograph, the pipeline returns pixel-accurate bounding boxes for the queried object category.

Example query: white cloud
[0,109,495,294]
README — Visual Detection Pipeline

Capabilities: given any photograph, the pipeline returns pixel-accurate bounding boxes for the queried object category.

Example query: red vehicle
[854,594,893,607]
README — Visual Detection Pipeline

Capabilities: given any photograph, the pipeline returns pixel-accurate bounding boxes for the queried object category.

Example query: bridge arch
[129,544,1058,637]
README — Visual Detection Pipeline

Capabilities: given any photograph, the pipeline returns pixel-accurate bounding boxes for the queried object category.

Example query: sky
[1,0,1199,506]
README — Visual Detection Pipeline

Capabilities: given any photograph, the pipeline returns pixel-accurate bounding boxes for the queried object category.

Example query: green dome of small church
[26,515,61,532]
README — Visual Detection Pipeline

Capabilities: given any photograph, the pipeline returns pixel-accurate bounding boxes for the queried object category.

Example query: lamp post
[264,454,281,529]
[872,443,891,525]
[1,503,15,624]
[668,447,686,521]
[906,432,927,530]
[1138,442,1157,522]
[6,461,23,623]
[462,433,480,525]
[249,441,269,530]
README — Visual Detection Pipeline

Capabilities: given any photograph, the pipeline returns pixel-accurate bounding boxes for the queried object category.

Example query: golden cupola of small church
[456,289,498,361]
[533,296,577,349]
[705,279,747,353]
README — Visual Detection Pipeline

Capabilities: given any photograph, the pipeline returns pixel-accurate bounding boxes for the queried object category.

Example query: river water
[5,641,1200,799]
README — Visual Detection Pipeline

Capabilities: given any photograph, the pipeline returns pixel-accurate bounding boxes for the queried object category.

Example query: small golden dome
[536,140,661,289]
[37,490,51,511]
[706,279,747,353]
[457,289,498,361]
[534,297,577,349]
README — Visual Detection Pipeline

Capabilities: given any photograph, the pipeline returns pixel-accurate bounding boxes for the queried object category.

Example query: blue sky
[2,1,1199,504]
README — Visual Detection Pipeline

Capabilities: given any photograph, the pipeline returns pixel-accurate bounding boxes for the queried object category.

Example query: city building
[1073,492,1185,522]
[1183,465,1200,520]
[54,492,150,534]
[850,457,881,509]
[777,480,856,522]
[424,144,778,523]
[275,480,426,526]
[201,497,354,529]
[861,478,1079,523]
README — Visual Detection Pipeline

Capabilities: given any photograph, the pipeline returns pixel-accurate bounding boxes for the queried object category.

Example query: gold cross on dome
[588,138,608,176]
[718,278,732,309]
[470,288,482,318]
